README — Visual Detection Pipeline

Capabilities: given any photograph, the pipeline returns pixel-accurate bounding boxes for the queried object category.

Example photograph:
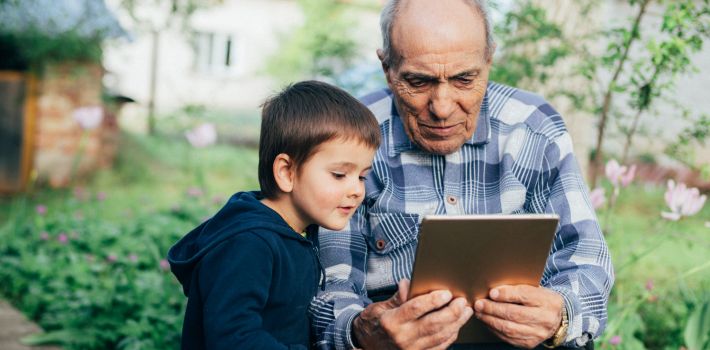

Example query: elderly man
[310,0,614,349]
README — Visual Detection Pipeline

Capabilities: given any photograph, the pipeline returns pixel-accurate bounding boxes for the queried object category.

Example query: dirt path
[0,300,61,350]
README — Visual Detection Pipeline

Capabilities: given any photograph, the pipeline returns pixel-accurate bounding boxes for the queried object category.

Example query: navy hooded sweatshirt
[168,191,323,350]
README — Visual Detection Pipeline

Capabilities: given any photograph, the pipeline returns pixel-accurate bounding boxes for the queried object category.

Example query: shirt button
[446,195,458,205]
[376,239,386,250]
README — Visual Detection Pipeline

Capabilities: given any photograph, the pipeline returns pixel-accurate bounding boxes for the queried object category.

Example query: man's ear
[486,42,497,65]
[376,48,393,85]
[272,153,295,193]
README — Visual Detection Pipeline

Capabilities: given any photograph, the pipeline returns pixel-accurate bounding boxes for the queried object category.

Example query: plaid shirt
[310,82,614,349]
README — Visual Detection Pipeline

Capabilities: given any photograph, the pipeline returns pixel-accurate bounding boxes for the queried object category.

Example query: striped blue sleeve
[537,131,615,346]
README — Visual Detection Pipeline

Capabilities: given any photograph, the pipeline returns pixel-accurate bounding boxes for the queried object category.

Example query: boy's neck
[261,197,307,234]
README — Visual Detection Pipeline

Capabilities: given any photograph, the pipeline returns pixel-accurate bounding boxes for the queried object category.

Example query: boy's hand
[352,279,473,349]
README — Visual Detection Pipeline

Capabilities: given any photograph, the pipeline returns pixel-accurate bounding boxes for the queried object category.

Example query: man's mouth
[420,123,462,138]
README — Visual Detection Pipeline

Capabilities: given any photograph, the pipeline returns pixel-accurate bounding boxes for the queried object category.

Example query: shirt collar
[388,87,491,157]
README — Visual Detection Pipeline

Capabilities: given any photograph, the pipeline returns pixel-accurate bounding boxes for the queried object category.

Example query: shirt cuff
[336,308,362,350]
[548,285,588,348]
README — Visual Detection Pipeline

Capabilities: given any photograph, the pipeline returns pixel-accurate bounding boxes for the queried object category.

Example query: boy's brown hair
[258,80,381,199]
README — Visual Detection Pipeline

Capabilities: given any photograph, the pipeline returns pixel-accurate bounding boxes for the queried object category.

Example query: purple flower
[57,233,68,244]
[609,335,622,346]
[187,187,203,198]
[107,254,118,263]
[185,123,217,148]
[39,231,49,241]
[661,180,707,221]
[73,187,87,200]
[35,205,47,215]
[159,259,170,271]
[129,254,138,262]
[96,192,107,201]
[589,187,606,209]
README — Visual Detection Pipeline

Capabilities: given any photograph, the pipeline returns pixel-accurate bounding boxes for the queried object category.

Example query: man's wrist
[543,302,568,348]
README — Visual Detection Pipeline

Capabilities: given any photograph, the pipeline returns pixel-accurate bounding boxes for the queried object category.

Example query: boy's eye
[358,176,367,181]
[331,172,346,179]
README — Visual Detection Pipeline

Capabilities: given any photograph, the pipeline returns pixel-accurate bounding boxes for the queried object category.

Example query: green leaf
[684,301,710,350]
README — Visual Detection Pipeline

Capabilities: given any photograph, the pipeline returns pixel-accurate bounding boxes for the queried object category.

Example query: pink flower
[159,259,170,271]
[35,205,47,215]
[605,159,635,187]
[661,180,707,221]
[96,192,107,201]
[107,254,118,263]
[620,165,636,187]
[609,335,622,346]
[645,279,654,291]
[185,123,217,148]
[589,188,606,209]
[187,187,203,197]
[129,254,138,262]
[57,233,68,244]
[212,195,224,205]
[72,106,104,130]
[39,231,49,241]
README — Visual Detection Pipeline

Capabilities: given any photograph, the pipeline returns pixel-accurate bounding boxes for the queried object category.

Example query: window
[194,31,241,75]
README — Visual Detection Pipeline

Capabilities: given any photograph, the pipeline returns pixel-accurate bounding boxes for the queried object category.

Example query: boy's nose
[349,180,365,198]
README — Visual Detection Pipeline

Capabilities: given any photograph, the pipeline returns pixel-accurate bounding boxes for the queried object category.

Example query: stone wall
[33,62,120,187]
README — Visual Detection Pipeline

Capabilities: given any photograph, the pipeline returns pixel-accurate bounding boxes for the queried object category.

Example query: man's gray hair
[380,0,495,68]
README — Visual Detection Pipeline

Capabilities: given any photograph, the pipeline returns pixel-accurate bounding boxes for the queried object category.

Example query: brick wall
[33,62,119,187]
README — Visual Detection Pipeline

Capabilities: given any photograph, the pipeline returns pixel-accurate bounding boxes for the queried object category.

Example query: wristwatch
[543,304,569,348]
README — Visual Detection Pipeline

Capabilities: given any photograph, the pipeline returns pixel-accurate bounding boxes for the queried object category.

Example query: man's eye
[408,79,427,88]
[455,77,473,86]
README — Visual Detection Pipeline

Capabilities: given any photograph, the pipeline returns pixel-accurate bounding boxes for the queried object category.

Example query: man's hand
[474,285,564,349]
[352,279,473,350]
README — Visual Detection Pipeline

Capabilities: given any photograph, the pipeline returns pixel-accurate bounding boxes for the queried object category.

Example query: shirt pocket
[367,212,420,255]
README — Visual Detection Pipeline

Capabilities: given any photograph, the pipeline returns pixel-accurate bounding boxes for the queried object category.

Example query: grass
[0,131,708,349]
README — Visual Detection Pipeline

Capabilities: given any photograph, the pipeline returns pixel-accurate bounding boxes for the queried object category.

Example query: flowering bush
[0,188,217,349]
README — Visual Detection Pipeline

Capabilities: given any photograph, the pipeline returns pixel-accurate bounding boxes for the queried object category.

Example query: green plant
[265,0,360,82]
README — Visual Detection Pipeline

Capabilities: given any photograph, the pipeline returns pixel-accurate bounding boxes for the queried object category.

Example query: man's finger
[473,299,537,324]
[475,312,543,345]
[412,298,473,348]
[397,290,453,320]
[489,285,544,306]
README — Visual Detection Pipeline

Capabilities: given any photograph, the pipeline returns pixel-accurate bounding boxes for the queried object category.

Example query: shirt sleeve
[310,205,371,350]
[199,234,305,350]
[535,131,615,347]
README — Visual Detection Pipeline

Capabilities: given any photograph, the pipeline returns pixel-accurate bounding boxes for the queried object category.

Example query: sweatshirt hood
[167,191,316,295]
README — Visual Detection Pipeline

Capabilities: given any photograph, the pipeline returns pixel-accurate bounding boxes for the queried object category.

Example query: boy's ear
[272,153,295,193]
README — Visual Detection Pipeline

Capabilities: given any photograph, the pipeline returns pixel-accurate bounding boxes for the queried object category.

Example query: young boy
[167,80,380,349]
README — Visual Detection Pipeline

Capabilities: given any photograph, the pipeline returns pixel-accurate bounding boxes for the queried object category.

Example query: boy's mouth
[337,206,355,214]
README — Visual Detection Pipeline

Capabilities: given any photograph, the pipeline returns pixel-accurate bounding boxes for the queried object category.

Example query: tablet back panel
[408,214,559,344]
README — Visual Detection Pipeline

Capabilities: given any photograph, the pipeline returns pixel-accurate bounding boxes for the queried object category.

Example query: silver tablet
[408,214,560,344]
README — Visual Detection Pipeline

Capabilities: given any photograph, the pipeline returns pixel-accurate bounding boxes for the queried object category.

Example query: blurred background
[0,0,708,349]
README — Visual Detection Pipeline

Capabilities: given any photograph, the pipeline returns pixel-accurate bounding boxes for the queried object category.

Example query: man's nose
[428,84,455,119]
